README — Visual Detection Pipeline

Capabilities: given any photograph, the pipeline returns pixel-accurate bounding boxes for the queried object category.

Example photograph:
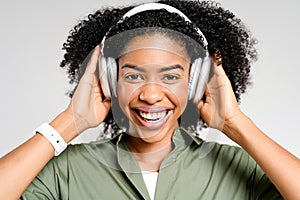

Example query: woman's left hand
[198,57,300,200]
[197,56,244,139]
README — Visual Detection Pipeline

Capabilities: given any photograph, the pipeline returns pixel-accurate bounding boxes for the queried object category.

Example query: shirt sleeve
[20,150,69,200]
[247,162,283,200]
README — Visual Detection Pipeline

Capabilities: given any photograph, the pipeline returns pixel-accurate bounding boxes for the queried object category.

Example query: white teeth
[146,113,151,119]
[139,111,167,121]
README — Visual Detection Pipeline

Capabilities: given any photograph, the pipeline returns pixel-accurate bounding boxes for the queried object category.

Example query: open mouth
[132,107,173,129]
[139,110,168,123]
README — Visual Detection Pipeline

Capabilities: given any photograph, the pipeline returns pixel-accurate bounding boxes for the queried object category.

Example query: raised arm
[198,58,300,200]
[0,111,76,200]
[0,46,111,200]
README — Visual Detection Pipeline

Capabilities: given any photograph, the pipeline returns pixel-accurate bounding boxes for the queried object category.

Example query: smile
[132,107,173,129]
[139,110,167,123]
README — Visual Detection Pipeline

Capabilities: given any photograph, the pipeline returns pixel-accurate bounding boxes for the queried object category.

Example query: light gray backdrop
[0,0,299,157]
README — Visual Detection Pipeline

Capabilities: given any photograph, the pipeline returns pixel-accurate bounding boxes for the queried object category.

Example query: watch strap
[34,123,68,156]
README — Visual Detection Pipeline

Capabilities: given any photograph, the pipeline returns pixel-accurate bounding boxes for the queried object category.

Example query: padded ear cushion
[99,55,112,99]
[188,57,202,100]
[192,56,212,104]
[106,57,118,98]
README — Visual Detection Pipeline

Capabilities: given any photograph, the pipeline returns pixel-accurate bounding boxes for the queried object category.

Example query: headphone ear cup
[188,58,202,101]
[193,56,212,104]
[99,55,112,99]
[106,57,118,98]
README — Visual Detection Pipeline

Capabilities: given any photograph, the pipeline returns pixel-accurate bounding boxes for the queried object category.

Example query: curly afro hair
[60,0,257,138]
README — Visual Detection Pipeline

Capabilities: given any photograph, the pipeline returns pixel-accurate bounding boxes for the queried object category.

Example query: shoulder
[57,134,121,162]
[45,133,123,173]
[189,135,257,173]
[176,128,256,173]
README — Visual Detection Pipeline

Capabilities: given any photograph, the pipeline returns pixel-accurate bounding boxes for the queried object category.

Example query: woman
[0,0,299,199]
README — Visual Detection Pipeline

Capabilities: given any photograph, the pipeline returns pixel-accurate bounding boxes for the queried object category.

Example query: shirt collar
[114,127,203,199]
[115,127,203,172]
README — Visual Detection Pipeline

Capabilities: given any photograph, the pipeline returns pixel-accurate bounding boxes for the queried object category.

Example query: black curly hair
[60,0,257,138]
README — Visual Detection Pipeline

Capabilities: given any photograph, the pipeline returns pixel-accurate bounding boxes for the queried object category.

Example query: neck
[125,131,174,172]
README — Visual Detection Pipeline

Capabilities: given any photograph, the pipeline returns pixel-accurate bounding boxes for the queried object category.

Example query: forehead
[118,34,191,67]
[118,49,190,69]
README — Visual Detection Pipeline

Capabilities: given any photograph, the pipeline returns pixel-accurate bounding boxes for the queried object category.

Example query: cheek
[117,82,140,111]
[169,82,189,113]
[117,82,130,109]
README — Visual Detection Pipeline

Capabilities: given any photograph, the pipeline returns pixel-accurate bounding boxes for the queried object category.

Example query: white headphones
[99,3,211,104]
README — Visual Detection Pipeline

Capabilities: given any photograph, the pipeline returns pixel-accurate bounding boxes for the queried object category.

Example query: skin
[117,34,190,171]
[0,34,299,199]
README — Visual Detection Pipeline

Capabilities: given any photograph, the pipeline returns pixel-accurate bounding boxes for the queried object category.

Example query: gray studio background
[0,0,299,157]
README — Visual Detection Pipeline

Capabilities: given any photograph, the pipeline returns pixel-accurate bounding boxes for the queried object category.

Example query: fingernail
[214,49,222,66]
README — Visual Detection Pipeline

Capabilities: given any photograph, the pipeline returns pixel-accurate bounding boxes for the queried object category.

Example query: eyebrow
[121,64,146,72]
[121,64,184,73]
[158,64,184,73]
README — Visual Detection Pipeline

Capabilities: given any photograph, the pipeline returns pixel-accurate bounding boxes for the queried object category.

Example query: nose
[139,83,164,104]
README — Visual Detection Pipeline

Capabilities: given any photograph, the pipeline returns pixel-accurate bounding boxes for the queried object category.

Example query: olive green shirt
[21,128,282,199]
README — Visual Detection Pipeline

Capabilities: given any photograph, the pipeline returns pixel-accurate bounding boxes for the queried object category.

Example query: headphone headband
[100,2,208,50]
[99,2,212,102]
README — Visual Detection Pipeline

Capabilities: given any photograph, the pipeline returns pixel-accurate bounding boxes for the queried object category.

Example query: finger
[102,99,112,112]
[211,57,230,83]
[210,57,223,75]
[197,99,204,111]
[206,62,229,92]
[94,98,111,123]
[75,46,101,98]
[94,79,102,95]
[203,85,210,96]
[72,76,99,118]
[85,45,101,74]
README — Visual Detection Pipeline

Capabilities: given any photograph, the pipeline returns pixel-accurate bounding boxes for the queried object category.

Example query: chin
[127,119,179,144]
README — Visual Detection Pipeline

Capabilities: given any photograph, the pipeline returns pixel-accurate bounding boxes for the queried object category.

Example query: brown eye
[124,73,144,82]
[165,75,178,80]
[162,74,180,82]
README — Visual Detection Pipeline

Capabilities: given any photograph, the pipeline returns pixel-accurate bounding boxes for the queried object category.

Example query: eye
[124,73,144,82]
[162,74,180,82]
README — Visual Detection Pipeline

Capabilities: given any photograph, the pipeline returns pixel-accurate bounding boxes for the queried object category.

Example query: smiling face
[117,33,191,143]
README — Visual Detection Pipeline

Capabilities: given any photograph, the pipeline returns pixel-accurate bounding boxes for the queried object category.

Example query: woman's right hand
[0,46,111,200]
[65,45,111,136]
[1,46,111,199]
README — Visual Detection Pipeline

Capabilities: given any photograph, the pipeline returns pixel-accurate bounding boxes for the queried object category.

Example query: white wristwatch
[34,123,68,156]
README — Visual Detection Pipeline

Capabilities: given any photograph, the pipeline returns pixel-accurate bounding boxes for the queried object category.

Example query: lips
[131,106,173,129]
